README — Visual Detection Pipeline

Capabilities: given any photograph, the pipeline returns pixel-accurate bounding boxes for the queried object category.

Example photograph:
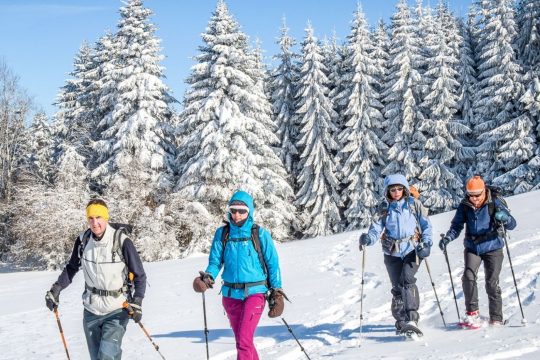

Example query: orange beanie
[466,175,485,195]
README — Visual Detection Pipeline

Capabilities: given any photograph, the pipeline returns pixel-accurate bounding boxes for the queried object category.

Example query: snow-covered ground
[1,190,540,360]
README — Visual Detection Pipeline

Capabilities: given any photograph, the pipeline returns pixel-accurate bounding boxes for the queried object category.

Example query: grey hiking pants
[462,248,504,321]
[83,308,129,360]
[384,251,421,324]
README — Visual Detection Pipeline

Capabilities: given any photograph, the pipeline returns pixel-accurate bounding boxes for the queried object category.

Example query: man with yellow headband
[45,199,147,360]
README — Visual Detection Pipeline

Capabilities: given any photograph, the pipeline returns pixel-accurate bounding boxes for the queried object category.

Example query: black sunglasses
[230,208,248,215]
[468,192,484,199]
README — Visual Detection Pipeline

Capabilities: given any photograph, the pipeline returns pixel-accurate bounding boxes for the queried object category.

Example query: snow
[2,190,540,359]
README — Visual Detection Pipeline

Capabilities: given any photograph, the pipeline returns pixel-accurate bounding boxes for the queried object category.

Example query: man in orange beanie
[439,175,516,328]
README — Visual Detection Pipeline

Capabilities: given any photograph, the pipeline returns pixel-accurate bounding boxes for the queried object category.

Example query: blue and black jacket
[445,189,516,255]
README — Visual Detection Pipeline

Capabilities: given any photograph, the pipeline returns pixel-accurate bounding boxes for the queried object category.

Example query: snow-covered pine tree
[91,0,176,201]
[516,0,540,189]
[176,0,295,246]
[371,19,390,99]
[294,23,341,237]
[25,112,54,184]
[323,33,348,132]
[54,41,99,167]
[381,0,424,179]
[474,0,535,193]
[270,19,300,179]
[338,6,387,229]
[418,19,465,212]
[455,14,478,178]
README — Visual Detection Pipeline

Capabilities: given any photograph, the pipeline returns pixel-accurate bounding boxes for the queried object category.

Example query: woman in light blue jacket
[193,190,283,360]
[359,174,432,334]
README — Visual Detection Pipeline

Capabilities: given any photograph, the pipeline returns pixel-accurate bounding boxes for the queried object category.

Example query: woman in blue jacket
[359,174,433,334]
[439,175,516,327]
[193,190,284,360]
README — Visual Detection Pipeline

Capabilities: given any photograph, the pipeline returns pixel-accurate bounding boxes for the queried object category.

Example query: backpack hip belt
[85,283,128,298]
[223,280,267,298]
[386,233,420,253]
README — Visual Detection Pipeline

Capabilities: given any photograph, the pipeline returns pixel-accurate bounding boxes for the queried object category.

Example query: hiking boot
[462,310,480,327]
[406,320,418,328]
[489,319,504,326]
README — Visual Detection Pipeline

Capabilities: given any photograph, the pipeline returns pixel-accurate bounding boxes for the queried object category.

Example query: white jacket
[81,224,128,315]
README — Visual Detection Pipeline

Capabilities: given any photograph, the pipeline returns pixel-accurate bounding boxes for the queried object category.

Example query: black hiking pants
[384,251,421,325]
[462,248,504,321]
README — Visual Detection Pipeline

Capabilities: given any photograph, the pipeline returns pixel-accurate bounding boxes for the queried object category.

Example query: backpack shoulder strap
[250,224,268,277]
[409,197,424,235]
[220,223,230,266]
[220,222,230,247]
[112,226,127,263]
[78,229,92,259]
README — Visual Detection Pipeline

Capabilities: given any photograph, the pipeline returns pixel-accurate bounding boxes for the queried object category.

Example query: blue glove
[416,242,431,258]
[494,210,510,224]
[439,236,452,251]
[359,233,369,251]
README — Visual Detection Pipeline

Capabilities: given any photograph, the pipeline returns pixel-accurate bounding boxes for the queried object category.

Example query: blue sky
[0,0,474,118]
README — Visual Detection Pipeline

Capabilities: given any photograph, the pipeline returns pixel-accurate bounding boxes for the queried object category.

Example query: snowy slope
[1,190,540,360]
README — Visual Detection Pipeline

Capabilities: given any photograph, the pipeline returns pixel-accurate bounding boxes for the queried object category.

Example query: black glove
[416,242,431,258]
[126,296,143,323]
[494,210,510,224]
[439,235,452,251]
[359,233,369,251]
[45,284,62,311]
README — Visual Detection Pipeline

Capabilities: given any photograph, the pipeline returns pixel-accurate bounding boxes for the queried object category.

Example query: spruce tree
[381,0,424,179]
[418,20,465,212]
[176,0,295,244]
[338,7,386,229]
[294,23,341,237]
[516,0,540,189]
[474,0,535,193]
[91,0,176,199]
[270,19,300,178]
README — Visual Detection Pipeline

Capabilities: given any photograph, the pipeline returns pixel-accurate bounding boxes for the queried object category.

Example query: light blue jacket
[365,174,433,258]
[205,191,282,300]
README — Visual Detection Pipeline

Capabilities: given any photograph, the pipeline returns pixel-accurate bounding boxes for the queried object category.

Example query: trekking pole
[424,259,447,328]
[358,245,366,345]
[202,293,210,360]
[53,308,71,360]
[281,318,311,360]
[123,302,166,359]
[441,234,460,322]
[136,322,166,360]
[500,225,527,324]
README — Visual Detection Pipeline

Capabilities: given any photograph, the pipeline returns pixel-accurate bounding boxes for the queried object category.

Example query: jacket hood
[228,190,255,223]
[384,174,410,200]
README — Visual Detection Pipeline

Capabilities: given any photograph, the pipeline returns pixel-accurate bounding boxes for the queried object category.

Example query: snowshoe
[458,310,482,329]
[399,321,423,340]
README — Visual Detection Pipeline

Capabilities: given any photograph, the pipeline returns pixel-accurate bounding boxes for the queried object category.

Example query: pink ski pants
[222,293,266,360]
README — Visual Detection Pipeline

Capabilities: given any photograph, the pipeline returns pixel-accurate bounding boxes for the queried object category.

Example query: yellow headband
[86,204,109,220]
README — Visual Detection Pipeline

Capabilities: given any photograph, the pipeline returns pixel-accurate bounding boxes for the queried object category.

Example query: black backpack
[486,185,508,218]
[220,222,268,279]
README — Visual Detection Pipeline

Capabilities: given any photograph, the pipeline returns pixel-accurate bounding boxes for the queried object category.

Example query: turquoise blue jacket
[205,191,282,300]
